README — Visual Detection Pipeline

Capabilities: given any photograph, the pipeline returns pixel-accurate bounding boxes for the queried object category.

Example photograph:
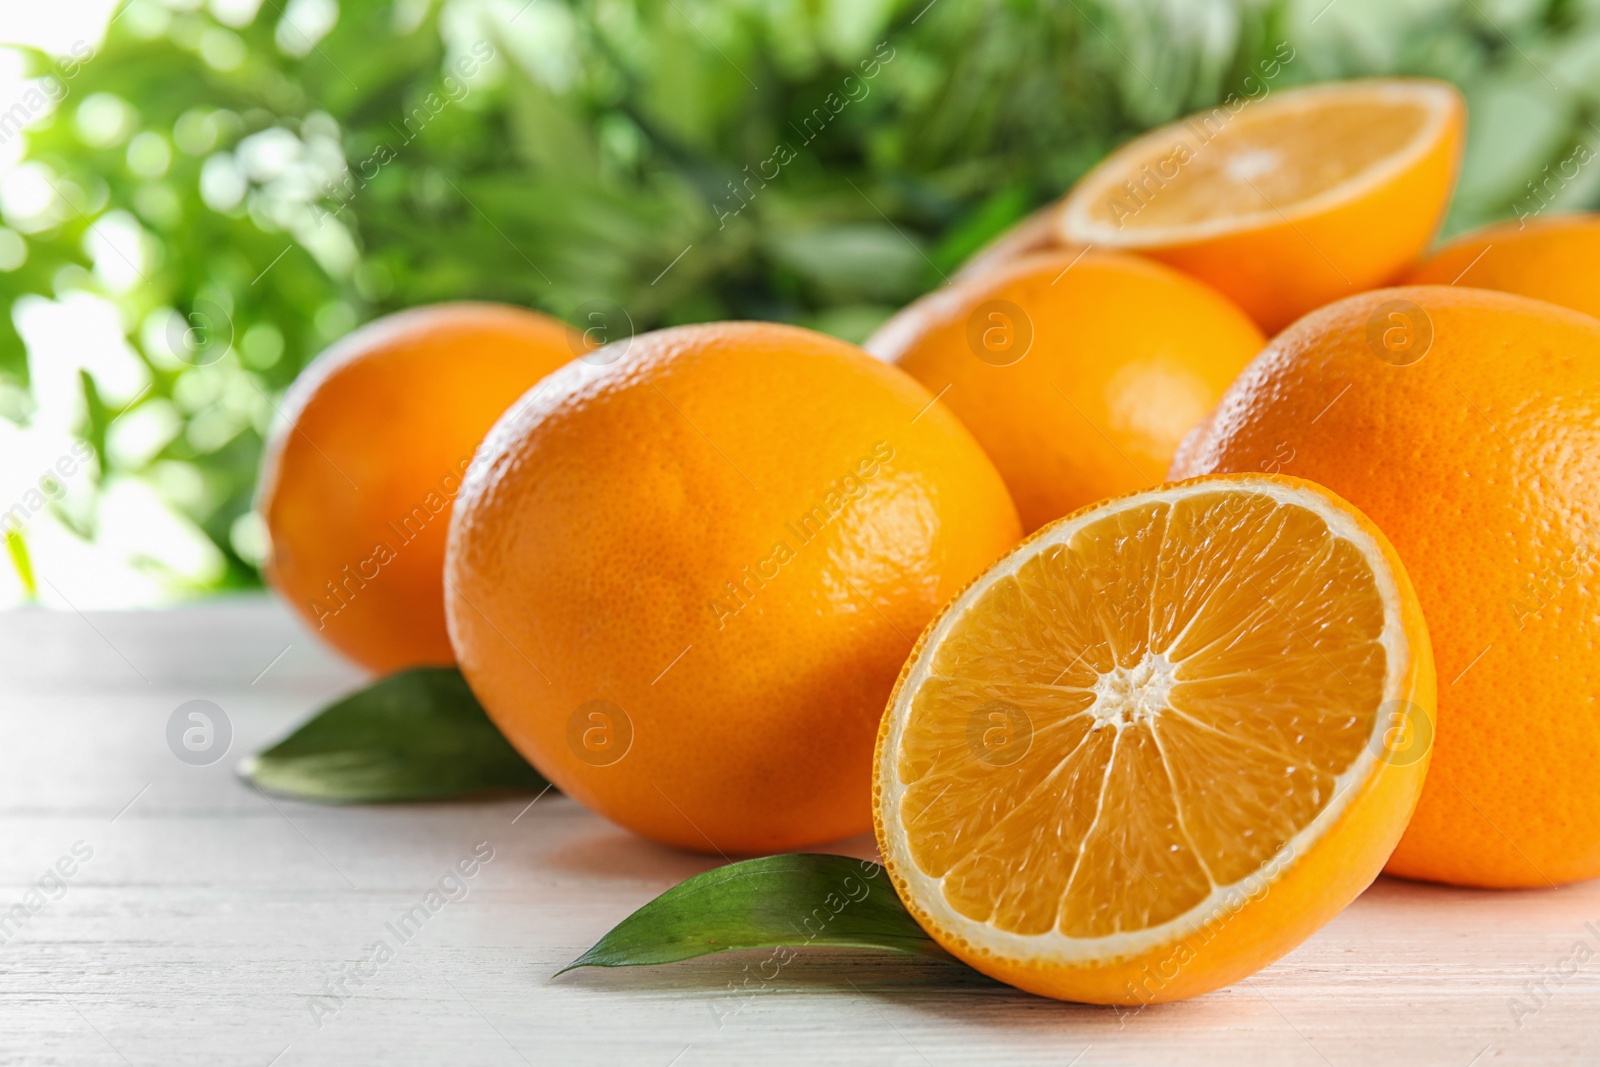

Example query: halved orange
[1060,79,1464,332]
[873,474,1435,1004]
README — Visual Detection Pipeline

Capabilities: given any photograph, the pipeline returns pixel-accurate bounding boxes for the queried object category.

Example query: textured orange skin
[1062,80,1465,334]
[444,322,1021,855]
[260,303,582,673]
[873,474,1434,1003]
[867,250,1264,533]
[1405,213,1600,319]
[1173,286,1600,888]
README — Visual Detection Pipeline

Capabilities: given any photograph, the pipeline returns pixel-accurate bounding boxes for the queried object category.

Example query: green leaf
[239,667,550,803]
[78,370,109,475]
[559,853,955,973]
[930,184,1033,272]
[4,530,36,600]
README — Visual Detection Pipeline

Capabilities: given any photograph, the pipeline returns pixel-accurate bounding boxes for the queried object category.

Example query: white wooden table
[1,600,1595,1065]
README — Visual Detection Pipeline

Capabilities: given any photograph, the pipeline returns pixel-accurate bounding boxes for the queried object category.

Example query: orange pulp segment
[1060,79,1464,332]
[874,474,1434,1003]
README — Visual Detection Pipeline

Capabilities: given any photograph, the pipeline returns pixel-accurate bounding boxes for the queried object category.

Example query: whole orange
[1171,285,1600,888]
[444,322,1021,854]
[867,250,1264,533]
[260,302,582,673]
[1405,213,1600,319]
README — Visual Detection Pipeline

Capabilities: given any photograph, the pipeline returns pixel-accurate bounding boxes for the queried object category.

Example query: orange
[952,199,1075,282]
[1060,79,1464,333]
[1405,213,1600,319]
[259,302,582,673]
[875,474,1433,1004]
[1172,285,1600,888]
[867,250,1264,533]
[443,322,1021,854]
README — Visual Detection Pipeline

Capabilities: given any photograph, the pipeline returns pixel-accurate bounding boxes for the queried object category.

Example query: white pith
[1091,653,1174,729]
[878,478,1409,966]
[1061,80,1459,247]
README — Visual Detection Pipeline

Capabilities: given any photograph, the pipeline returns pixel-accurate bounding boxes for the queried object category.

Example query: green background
[3,0,1597,594]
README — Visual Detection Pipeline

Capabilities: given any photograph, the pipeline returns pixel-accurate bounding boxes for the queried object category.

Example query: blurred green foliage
[4,0,1600,591]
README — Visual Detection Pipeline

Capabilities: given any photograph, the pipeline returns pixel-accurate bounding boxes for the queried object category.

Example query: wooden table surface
[1,599,1595,1065]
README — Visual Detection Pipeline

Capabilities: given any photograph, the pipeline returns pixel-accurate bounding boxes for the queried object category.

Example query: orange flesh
[1087,96,1432,230]
[895,489,1389,939]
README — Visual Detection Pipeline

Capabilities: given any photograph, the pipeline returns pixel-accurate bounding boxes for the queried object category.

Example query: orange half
[1060,79,1464,332]
[874,475,1435,1003]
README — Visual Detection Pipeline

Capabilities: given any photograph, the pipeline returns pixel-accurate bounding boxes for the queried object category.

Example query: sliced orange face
[874,475,1434,1004]
[1060,79,1463,332]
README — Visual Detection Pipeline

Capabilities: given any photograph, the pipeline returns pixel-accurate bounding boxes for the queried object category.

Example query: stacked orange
[258,303,583,673]
[445,323,1021,853]
[254,69,1600,1007]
